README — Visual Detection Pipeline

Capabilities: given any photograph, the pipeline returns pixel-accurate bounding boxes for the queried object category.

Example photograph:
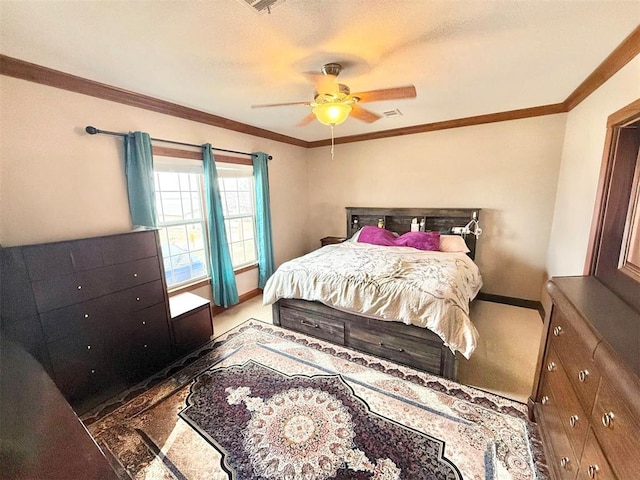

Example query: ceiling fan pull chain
[331,124,335,160]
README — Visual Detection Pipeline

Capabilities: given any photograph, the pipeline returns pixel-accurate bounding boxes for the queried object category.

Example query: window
[218,163,258,268]
[154,155,257,289]
[154,157,209,288]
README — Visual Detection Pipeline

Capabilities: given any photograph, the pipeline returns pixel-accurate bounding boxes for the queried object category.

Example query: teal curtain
[124,131,157,228]
[203,144,239,307]
[253,152,275,289]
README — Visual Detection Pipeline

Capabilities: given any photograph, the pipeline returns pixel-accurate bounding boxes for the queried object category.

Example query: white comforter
[263,242,482,358]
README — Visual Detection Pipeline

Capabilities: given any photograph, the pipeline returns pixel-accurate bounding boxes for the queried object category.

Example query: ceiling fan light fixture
[312,103,352,126]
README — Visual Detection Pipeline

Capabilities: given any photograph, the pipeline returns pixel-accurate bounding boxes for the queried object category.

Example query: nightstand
[169,292,213,354]
[320,236,347,247]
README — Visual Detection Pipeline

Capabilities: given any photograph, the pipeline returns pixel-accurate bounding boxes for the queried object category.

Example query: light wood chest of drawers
[529,277,640,480]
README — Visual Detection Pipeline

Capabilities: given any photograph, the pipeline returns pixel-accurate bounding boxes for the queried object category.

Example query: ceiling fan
[251,63,417,127]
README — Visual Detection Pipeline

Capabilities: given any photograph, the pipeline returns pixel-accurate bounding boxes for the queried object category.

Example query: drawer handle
[136,297,141,301]
[587,464,599,479]
[87,345,91,350]
[547,362,556,372]
[84,313,89,319]
[142,321,146,325]
[553,326,563,336]
[90,369,95,374]
[133,273,138,278]
[578,370,589,382]
[379,342,404,353]
[77,285,83,290]
[569,415,579,428]
[300,320,319,328]
[560,457,570,469]
[541,395,550,405]
[601,411,614,428]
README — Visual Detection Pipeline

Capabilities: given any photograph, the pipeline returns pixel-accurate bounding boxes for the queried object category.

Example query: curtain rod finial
[85,126,98,135]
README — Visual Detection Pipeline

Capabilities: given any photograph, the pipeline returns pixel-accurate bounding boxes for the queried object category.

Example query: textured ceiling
[1,0,639,142]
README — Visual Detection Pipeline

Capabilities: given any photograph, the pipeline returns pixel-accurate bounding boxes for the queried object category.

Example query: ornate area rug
[86,320,548,480]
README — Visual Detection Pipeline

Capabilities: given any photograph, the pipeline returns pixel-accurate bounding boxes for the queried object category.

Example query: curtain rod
[85,126,272,160]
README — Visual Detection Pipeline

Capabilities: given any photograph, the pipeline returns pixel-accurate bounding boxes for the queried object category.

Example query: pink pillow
[440,234,471,253]
[357,226,441,251]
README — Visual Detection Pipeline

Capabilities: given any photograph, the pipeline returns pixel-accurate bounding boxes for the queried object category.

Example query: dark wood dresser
[1,230,174,414]
[529,276,640,480]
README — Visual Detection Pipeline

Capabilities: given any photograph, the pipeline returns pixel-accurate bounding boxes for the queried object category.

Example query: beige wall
[306,115,567,300]
[546,56,640,284]
[0,76,310,297]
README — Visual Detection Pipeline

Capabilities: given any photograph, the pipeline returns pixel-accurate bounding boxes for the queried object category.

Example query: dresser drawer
[23,239,104,280]
[577,428,616,480]
[100,256,162,293]
[47,330,106,375]
[40,297,107,343]
[100,230,158,265]
[279,306,345,344]
[549,309,600,411]
[53,362,117,405]
[535,395,579,480]
[32,256,162,312]
[590,379,640,480]
[109,280,166,317]
[349,324,443,373]
[544,346,589,460]
[32,271,105,312]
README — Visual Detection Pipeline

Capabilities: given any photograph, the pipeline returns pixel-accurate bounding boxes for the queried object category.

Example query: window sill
[167,264,259,296]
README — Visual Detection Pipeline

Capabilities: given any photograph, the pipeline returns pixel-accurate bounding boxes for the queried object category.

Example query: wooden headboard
[346,207,481,259]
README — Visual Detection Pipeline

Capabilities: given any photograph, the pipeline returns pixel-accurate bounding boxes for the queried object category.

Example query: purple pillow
[357,226,398,246]
[396,231,441,251]
[357,226,441,251]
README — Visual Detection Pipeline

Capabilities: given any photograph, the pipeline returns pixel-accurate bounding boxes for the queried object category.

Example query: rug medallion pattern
[86,320,548,480]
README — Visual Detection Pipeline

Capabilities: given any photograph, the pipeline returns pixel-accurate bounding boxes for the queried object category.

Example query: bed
[263,207,483,381]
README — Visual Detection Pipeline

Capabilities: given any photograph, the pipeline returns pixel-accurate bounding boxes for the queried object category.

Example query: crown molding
[307,103,567,147]
[563,25,640,112]
[1,24,638,148]
[0,54,308,148]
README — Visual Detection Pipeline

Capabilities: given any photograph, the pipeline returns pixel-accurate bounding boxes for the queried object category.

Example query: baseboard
[212,288,262,315]
[476,292,545,320]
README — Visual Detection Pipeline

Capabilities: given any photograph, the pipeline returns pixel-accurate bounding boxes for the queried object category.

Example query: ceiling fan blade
[350,105,382,123]
[297,113,316,127]
[352,85,416,103]
[251,101,309,108]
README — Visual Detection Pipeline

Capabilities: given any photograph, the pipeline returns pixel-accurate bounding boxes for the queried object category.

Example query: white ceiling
[1,0,639,143]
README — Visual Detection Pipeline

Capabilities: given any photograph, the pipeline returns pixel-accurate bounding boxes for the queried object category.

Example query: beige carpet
[213,295,543,404]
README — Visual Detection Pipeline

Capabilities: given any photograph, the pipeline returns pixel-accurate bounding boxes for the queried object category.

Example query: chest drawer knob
[601,411,614,428]
[84,313,90,319]
[578,370,589,382]
[87,345,91,350]
[541,395,550,405]
[136,297,141,301]
[133,273,138,278]
[91,369,95,374]
[553,325,563,336]
[587,464,599,479]
[77,285,83,290]
[547,361,556,372]
[569,415,579,428]
[142,321,146,325]
[560,457,570,469]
